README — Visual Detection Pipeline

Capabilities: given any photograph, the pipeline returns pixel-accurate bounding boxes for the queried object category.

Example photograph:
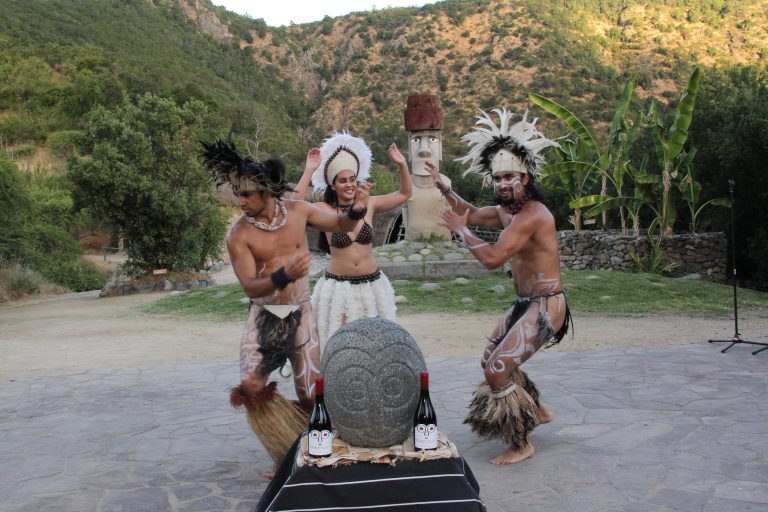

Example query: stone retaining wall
[374,231,728,281]
[559,230,727,281]
[475,228,727,282]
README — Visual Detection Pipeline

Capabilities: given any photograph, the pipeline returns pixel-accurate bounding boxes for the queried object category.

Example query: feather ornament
[200,139,290,196]
[313,132,373,190]
[456,108,560,186]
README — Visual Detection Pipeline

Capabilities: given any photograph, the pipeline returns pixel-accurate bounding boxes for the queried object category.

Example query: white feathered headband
[312,132,372,190]
[456,108,560,186]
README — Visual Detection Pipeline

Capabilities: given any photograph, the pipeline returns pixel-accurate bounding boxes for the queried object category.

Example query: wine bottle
[308,376,333,457]
[413,371,438,450]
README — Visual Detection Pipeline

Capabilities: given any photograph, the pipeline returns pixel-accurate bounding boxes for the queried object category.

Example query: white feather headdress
[312,132,372,190]
[456,108,560,186]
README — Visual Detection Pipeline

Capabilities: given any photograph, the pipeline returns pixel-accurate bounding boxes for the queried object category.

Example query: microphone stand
[708,179,768,355]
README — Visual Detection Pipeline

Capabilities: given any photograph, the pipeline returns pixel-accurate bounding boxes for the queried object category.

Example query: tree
[648,66,701,235]
[68,93,228,274]
[688,64,768,287]
[1,150,105,292]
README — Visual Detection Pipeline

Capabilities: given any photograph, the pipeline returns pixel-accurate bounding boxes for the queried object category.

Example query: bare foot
[262,469,276,479]
[490,443,534,465]
[539,404,555,424]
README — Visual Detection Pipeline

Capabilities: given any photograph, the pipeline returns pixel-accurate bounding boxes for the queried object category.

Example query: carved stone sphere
[320,317,426,447]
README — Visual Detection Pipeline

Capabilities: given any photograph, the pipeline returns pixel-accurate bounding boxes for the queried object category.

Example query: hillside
[2,0,767,167]
[229,0,768,159]
[2,0,768,288]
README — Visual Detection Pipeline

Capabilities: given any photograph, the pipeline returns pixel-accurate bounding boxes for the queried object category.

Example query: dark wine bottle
[308,376,333,457]
[413,371,438,450]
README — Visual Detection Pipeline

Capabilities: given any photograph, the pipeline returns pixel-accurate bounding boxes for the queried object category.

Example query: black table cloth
[255,436,487,512]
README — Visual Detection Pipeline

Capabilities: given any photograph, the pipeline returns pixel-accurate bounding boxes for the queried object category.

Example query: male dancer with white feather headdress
[428,109,572,464]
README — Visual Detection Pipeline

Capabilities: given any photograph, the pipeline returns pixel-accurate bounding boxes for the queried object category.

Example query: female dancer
[292,133,412,349]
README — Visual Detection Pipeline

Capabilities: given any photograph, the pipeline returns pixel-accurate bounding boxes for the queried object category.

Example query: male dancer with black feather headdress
[201,140,371,474]
[429,109,572,465]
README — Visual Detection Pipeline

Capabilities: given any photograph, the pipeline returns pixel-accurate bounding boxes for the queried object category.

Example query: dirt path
[3,279,767,383]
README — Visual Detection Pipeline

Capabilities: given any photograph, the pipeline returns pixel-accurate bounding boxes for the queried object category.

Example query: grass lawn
[140,270,768,321]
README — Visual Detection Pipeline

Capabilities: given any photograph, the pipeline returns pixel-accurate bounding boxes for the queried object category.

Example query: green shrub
[47,130,82,157]
[0,260,44,299]
[39,258,106,292]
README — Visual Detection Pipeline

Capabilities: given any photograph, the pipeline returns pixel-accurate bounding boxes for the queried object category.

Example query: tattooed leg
[483,305,543,389]
[239,304,268,394]
[289,301,320,411]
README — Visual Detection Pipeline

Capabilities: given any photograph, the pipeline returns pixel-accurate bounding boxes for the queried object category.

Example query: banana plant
[528,92,599,231]
[648,65,701,235]
[676,147,731,233]
[571,153,659,238]
[606,83,642,232]
[629,216,678,274]
[530,81,640,232]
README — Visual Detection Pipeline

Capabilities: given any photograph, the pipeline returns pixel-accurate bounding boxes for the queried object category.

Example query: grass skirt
[464,368,542,451]
[230,381,309,466]
[311,270,396,350]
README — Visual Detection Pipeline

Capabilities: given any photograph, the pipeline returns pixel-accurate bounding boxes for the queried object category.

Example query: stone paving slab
[1,342,766,511]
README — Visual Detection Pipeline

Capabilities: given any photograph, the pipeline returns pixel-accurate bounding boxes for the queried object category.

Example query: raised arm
[438,208,535,270]
[301,182,374,232]
[227,229,311,298]
[426,161,500,228]
[371,143,413,213]
[290,148,321,201]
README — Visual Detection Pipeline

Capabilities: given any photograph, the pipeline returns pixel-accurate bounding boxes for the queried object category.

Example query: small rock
[394,295,409,304]
[453,277,470,285]
[490,284,505,294]
[461,297,475,304]
[418,283,442,292]
[213,291,228,299]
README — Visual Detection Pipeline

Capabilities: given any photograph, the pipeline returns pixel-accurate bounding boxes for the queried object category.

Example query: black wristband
[347,206,367,221]
[270,267,293,290]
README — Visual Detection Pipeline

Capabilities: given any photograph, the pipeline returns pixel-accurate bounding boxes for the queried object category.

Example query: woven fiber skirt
[311,269,397,350]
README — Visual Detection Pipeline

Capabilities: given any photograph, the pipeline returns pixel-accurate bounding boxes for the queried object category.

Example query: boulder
[320,317,426,447]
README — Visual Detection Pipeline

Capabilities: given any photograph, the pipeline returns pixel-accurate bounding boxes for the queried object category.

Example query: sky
[213,1,438,27]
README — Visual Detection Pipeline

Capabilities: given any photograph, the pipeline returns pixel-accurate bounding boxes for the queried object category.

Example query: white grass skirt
[311,270,397,351]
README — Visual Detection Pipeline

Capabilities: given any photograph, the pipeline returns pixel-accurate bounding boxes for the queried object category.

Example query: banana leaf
[667,66,701,159]
[529,92,597,155]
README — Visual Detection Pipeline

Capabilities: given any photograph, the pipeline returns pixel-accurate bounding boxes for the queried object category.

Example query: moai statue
[402,94,452,241]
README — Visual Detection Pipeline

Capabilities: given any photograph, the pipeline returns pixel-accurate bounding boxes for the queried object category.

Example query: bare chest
[244,220,307,263]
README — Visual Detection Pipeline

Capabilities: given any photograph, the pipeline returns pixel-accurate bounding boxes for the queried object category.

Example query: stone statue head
[320,317,426,447]
[404,94,443,177]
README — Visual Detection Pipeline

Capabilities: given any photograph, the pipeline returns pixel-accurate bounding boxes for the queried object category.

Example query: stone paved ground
[1,343,767,512]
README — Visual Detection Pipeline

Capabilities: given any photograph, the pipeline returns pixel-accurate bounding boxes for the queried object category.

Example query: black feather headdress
[200,139,291,197]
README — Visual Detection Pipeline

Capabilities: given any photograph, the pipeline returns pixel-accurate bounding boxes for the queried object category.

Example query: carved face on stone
[320,317,426,448]
[408,129,442,177]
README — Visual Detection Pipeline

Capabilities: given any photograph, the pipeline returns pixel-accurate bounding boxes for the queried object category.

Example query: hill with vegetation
[1,0,767,292]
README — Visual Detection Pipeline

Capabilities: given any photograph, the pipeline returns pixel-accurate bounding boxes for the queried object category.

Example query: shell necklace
[247,199,287,231]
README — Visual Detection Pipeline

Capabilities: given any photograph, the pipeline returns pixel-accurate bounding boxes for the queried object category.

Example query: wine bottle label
[414,423,438,449]
[308,429,333,456]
